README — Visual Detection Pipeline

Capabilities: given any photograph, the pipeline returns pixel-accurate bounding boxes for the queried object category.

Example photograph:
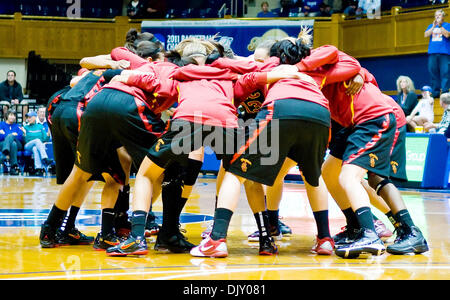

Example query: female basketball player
[105,39,306,256]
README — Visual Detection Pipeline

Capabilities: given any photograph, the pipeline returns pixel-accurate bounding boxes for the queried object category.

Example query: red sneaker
[190,236,228,258]
[374,220,393,241]
[311,236,335,255]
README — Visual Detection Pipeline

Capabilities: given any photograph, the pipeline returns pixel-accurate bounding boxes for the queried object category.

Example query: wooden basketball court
[0,175,449,280]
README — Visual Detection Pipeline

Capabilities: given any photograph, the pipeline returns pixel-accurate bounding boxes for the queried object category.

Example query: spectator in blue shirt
[299,0,323,17]
[424,9,450,98]
[0,110,24,175]
[23,111,52,176]
[257,2,277,17]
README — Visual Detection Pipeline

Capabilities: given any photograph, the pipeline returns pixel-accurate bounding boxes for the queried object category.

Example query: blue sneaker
[106,235,148,257]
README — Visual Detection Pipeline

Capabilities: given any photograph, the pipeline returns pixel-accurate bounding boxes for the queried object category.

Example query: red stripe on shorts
[134,97,161,138]
[230,102,274,165]
[345,114,390,165]
[390,128,400,156]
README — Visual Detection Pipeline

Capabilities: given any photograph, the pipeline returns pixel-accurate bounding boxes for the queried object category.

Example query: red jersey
[214,46,360,111]
[360,67,406,128]
[171,65,264,128]
[107,47,180,114]
[211,56,329,110]
[298,49,393,127]
[322,82,394,127]
[126,64,260,128]
[296,46,362,89]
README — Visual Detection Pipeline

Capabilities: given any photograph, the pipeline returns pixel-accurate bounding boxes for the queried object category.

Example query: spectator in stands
[0,110,23,175]
[127,0,145,18]
[143,0,166,18]
[406,85,435,132]
[323,0,342,13]
[280,0,302,17]
[342,0,358,15]
[429,1,449,5]
[395,75,418,116]
[299,0,324,17]
[319,2,333,16]
[23,111,52,176]
[36,105,51,140]
[424,9,450,98]
[0,70,24,120]
[257,1,277,17]
[424,92,450,134]
[356,0,381,19]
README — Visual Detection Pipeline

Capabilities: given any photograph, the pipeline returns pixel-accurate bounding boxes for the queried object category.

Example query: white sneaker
[190,236,228,258]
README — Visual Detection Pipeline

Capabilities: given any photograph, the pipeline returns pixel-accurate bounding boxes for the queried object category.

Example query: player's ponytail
[270,38,311,65]
[125,28,139,52]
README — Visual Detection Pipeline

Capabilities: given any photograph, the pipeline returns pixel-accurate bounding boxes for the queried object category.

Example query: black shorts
[328,119,353,160]
[147,119,241,169]
[388,125,407,181]
[48,101,79,184]
[343,113,397,178]
[76,88,165,183]
[228,100,331,187]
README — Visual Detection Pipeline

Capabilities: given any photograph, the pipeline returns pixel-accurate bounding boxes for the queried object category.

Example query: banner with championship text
[141,19,315,57]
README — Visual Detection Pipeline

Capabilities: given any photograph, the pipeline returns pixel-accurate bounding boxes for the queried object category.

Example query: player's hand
[110,74,129,83]
[346,74,364,95]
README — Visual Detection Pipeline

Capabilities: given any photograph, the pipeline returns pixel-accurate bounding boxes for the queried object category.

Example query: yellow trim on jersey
[176,85,181,103]
[319,76,327,90]
[343,81,355,124]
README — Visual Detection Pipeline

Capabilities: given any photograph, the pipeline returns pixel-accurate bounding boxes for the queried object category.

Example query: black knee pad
[375,178,392,195]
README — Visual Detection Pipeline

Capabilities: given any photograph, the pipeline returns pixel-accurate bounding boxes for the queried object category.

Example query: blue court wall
[358,53,429,92]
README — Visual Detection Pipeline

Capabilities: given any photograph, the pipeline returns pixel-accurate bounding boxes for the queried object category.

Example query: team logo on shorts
[391,161,398,174]
[155,139,165,152]
[240,158,252,172]
[369,153,378,168]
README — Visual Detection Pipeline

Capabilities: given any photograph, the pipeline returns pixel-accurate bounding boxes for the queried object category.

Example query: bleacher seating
[5,0,231,19]
[26,51,72,106]
[10,0,123,18]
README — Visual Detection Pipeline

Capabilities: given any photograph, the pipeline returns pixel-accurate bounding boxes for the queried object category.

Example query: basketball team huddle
[39,28,429,259]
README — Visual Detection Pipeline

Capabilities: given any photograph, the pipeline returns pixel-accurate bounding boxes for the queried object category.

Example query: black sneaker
[259,236,278,256]
[333,226,360,249]
[145,211,160,237]
[56,228,94,245]
[93,232,121,251]
[154,230,195,253]
[40,223,58,248]
[335,229,386,259]
[114,212,131,238]
[106,235,148,257]
[387,226,429,255]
